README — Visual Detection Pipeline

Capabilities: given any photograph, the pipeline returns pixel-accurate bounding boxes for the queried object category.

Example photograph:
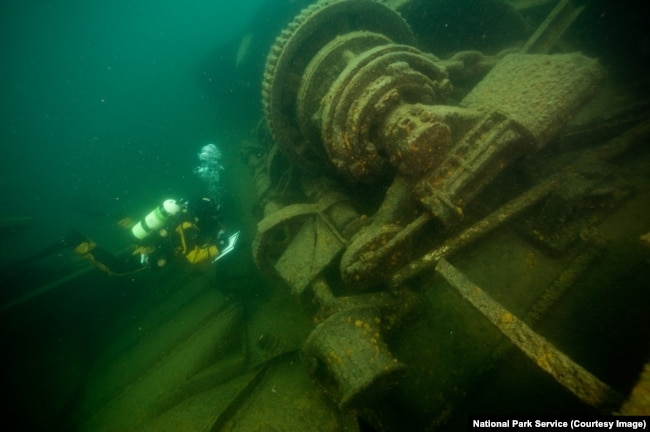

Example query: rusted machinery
[247,0,646,418]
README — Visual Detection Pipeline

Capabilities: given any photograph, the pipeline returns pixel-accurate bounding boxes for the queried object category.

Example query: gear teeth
[260,0,415,171]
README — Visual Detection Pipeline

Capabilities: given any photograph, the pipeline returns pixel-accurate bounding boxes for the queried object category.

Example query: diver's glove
[217,229,227,247]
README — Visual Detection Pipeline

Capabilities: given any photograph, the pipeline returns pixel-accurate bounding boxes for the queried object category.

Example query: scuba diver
[5,144,237,277]
[64,142,239,276]
[64,196,240,276]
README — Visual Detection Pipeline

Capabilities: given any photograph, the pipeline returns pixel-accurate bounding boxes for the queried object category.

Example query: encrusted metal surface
[320,46,450,182]
[261,0,415,172]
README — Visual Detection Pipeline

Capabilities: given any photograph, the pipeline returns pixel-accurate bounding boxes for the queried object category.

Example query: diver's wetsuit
[68,197,223,275]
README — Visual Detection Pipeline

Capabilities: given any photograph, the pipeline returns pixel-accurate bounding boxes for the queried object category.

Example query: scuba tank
[131,199,181,240]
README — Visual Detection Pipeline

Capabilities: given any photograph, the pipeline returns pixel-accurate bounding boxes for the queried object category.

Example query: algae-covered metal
[246,0,650,428]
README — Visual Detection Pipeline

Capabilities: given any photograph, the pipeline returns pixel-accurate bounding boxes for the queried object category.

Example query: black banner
[469,416,649,431]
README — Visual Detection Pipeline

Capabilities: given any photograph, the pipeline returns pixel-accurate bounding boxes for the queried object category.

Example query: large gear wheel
[261,0,415,173]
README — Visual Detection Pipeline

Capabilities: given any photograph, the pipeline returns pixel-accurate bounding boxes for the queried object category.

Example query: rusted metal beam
[435,257,623,411]
[522,0,585,54]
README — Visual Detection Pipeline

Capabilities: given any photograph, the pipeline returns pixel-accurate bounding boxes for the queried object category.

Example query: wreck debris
[249,0,648,415]
[303,306,407,410]
[522,0,585,54]
[436,257,623,411]
[391,120,650,287]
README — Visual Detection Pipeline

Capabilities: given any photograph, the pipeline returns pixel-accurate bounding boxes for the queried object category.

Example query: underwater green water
[1,1,649,430]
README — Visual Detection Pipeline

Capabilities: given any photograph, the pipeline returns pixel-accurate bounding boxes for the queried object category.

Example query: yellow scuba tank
[131,199,181,240]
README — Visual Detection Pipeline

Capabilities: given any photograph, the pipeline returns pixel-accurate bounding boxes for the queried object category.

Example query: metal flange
[261,0,415,172]
[320,46,449,181]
